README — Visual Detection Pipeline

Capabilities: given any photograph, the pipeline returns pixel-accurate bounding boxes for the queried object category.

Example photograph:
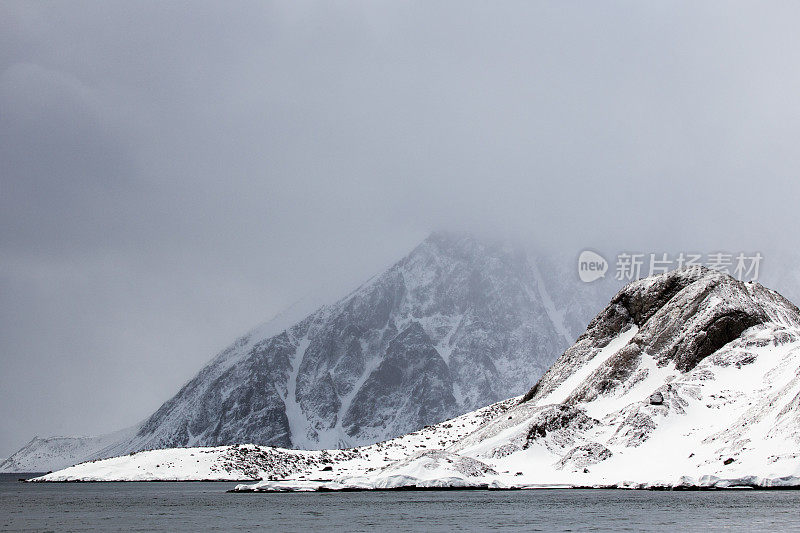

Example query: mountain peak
[403,231,493,265]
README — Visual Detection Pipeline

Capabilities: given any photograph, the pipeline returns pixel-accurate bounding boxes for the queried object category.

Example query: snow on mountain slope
[30,398,517,482]
[9,232,610,472]
[33,267,800,489]
[0,427,136,474]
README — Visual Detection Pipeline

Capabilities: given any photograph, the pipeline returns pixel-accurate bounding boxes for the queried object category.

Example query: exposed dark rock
[523,268,800,407]
[556,443,613,470]
[524,405,596,445]
[608,410,657,448]
[649,392,664,405]
[342,322,456,438]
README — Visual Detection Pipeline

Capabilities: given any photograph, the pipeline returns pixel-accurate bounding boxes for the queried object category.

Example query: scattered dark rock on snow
[525,405,596,444]
[649,392,664,405]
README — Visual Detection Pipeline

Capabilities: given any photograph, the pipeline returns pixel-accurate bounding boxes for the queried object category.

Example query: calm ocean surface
[2,473,800,532]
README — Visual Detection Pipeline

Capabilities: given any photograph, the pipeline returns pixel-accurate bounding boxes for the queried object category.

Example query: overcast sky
[2,1,800,457]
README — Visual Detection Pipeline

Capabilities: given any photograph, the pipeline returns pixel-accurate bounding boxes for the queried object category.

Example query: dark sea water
[3,473,800,532]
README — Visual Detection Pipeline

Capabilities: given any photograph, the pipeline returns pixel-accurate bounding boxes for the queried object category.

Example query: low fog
[2,1,800,456]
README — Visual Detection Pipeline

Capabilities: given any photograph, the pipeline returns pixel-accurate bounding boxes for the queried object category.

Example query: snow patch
[285,336,312,449]
[537,325,639,406]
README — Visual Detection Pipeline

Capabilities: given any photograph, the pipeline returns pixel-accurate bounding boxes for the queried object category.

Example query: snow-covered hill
[0,427,135,474]
[32,268,800,489]
[6,232,614,472]
[30,399,517,482]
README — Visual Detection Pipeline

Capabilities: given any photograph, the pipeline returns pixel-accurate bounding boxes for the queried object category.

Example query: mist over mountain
[2,232,618,472]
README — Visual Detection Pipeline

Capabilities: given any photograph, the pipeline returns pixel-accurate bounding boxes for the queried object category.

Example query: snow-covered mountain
[4,232,615,472]
[118,232,604,452]
[33,267,800,488]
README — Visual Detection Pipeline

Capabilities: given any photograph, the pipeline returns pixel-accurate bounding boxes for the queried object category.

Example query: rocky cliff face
[521,267,800,405]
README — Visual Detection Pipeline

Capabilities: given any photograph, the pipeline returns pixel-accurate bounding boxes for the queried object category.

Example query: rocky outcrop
[342,322,456,441]
[522,267,800,406]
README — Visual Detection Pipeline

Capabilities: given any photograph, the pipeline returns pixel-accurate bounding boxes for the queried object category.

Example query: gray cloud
[2,1,800,456]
